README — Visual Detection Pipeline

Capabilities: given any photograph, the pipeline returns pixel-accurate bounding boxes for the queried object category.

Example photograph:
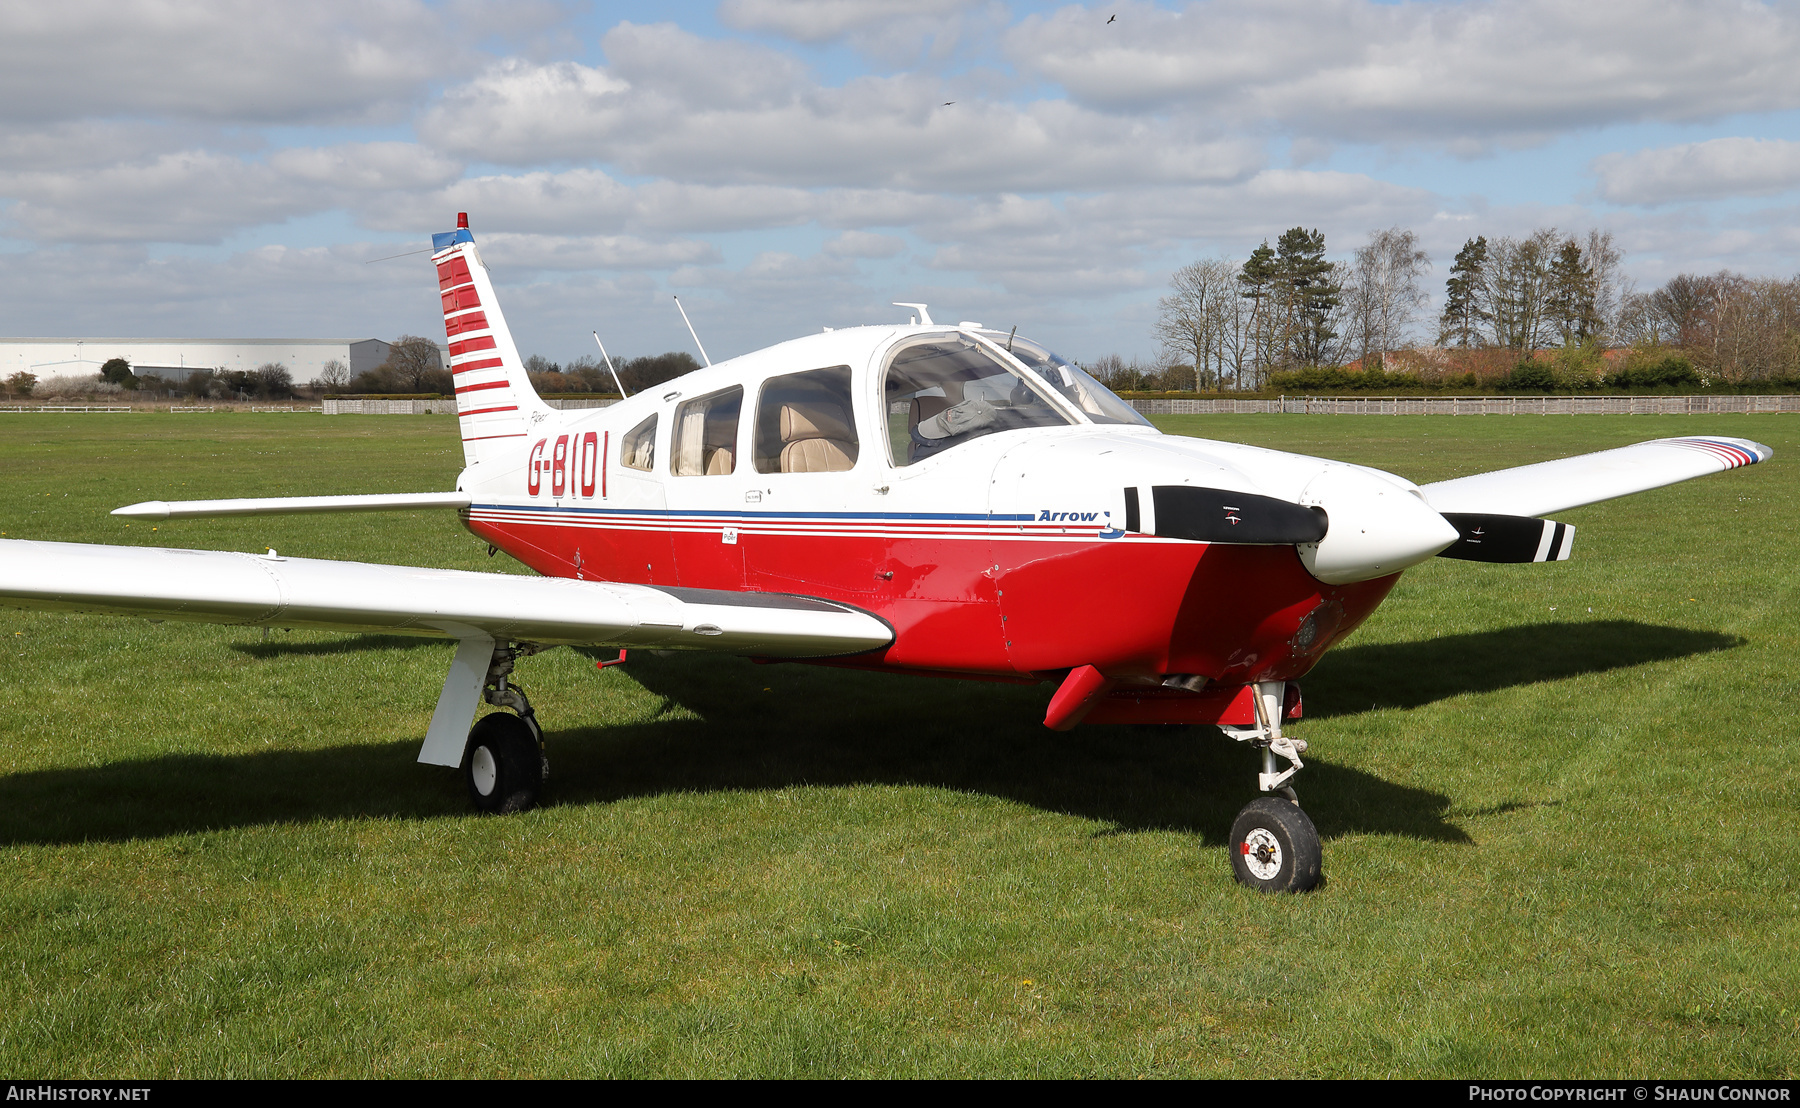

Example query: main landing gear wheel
[464,712,544,814]
[1229,796,1322,893]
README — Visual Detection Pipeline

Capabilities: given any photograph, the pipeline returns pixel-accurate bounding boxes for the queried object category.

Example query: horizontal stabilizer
[0,539,892,658]
[1438,514,1574,563]
[1420,436,1770,518]
[113,492,473,520]
[1151,486,1328,544]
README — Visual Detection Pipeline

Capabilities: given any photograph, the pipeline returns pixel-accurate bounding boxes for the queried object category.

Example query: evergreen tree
[1547,238,1600,343]
[99,357,137,390]
[1438,236,1491,347]
[1275,227,1339,365]
[1238,241,1279,385]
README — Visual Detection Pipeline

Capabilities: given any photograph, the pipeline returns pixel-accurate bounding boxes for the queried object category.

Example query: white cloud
[0,144,469,244]
[268,143,465,192]
[718,0,978,42]
[0,152,313,243]
[419,25,1266,190]
[0,0,463,126]
[823,231,908,258]
[1007,0,1800,147]
[475,232,720,271]
[1592,138,1800,206]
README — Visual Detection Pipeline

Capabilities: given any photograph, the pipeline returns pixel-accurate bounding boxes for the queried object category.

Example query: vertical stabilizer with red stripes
[432,214,553,466]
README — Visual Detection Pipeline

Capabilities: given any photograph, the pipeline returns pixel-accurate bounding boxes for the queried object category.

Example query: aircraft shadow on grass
[0,620,1735,850]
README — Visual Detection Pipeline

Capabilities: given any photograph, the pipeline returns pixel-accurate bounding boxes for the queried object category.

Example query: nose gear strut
[1219,680,1323,892]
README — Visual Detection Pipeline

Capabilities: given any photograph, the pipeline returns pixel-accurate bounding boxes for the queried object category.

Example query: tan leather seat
[705,445,734,475]
[779,400,856,473]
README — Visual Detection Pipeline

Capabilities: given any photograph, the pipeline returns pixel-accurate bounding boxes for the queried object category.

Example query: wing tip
[111,502,169,520]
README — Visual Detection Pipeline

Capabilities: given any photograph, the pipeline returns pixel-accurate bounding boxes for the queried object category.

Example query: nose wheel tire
[463,712,544,814]
[1229,796,1322,893]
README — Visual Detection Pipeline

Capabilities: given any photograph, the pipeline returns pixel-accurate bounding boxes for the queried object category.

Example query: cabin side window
[619,414,657,472]
[754,366,858,474]
[670,386,743,476]
[882,333,1072,466]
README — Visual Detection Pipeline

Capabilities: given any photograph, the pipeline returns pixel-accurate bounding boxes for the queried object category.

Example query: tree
[1344,227,1431,367]
[1238,240,1281,385]
[1581,229,1624,338]
[1439,236,1491,348]
[315,358,349,392]
[1274,227,1341,367]
[379,335,450,393]
[5,371,35,398]
[617,352,701,394]
[100,357,138,391]
[1155,256,1239,389]
[251,362,294,399]
[1484,229,1562,350]
[1547,238,1600,344]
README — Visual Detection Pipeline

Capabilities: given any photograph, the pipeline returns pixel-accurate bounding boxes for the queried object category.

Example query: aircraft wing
[0,538,892,658]
[112,492,473,520]
[1418,436,1771,517]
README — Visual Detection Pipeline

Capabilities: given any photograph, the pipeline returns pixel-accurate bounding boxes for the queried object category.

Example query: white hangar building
[0,337,401,384]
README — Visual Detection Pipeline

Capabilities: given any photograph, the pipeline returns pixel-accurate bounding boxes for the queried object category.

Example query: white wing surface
[112,492,473,520]
[0,538,891,658]
[1419,436,1771,517]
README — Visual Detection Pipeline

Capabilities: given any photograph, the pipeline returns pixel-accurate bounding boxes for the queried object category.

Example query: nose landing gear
[1220,680,1323,892]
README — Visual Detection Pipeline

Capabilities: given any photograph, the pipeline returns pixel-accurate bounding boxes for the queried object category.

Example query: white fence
[0,405,134,413]
[322,397,618,415]
[1127,395,1800,415]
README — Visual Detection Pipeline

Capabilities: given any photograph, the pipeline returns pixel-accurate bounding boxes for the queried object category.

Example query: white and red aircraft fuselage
[0,214,1771,892]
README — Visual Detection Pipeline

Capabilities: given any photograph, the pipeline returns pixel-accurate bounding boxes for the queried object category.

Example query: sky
[3,0,1800,370]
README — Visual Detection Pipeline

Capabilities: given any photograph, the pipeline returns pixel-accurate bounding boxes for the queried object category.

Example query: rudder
[432,213,552,467]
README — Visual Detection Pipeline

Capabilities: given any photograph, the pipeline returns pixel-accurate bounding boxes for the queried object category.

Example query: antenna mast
[591,331,629,398]
[672,295,711,367]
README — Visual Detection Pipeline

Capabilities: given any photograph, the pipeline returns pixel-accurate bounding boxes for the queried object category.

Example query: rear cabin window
[619,414,656,471]
[754,366,858,474]
[883,333,1073,466]
[671,387,743,476]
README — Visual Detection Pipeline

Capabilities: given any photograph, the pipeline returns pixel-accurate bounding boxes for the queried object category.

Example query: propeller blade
[1437,513,1574,563]
[1150,486,1328,545]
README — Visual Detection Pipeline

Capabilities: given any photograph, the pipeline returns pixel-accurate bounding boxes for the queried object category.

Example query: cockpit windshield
[883,332,1074,466]
[981,332,1155,428]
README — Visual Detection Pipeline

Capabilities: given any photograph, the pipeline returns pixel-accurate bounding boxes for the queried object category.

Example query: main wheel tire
[463,712,544,814]
[1228,796,1322,893]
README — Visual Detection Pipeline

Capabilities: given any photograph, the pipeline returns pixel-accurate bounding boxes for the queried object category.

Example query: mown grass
[0,412,1796,1078]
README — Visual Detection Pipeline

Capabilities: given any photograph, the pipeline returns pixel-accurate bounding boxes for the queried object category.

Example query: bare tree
[1344,227,1431,367]
[381,335,450,392]
[315,358,350,392]
[1483,229,1562,350]
[1581,229,1624,338]
[1155,257,1239,389]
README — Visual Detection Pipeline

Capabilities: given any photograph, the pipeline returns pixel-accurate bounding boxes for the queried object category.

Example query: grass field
[0,412,1796,1078]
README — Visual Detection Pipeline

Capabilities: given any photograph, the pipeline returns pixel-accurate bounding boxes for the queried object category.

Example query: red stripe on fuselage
[461,514,1395,683]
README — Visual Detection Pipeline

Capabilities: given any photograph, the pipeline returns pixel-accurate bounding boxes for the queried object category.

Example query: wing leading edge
[1419,436,1771,518]
[0,538,892,658]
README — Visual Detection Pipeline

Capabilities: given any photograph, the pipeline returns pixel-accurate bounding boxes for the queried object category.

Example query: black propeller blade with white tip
[1150,486,1329,545]
[1437,513,1574,563]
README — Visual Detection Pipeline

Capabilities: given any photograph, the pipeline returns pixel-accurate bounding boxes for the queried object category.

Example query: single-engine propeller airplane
[0,214,1772,892]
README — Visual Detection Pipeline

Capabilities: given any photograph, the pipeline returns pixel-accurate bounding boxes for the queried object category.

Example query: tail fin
[432,214,553,467]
